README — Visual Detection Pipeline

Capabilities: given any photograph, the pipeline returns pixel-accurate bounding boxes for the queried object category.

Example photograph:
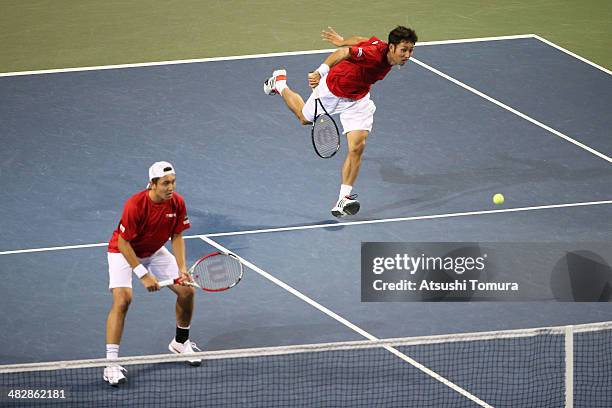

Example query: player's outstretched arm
[321,26,368,47]
[308,47,351,88]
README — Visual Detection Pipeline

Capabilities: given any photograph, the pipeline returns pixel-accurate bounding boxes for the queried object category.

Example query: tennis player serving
[264,26,417,217]
[104,161,200,386]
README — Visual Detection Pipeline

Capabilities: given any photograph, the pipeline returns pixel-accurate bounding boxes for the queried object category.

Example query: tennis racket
[311,87,340,159]
[159,251,244,292]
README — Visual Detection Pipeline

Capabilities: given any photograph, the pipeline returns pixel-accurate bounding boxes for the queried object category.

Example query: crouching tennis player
[104,161,199,385]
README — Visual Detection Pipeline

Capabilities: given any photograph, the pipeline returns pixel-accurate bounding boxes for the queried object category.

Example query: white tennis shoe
[263,69,287,95]
[331,194,361,218]
[103,364,127,386]
[169,339,202,366]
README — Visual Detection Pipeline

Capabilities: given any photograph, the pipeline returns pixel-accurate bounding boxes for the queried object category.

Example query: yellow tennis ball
[493,193,505,205]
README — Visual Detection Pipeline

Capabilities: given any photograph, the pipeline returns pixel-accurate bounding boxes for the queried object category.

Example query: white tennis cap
[148,161,176,181]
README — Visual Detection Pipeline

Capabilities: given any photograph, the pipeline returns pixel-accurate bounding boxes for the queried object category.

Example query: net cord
[2,323,609,384]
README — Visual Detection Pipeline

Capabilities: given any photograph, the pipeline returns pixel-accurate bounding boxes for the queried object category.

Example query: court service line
[410,57,612,163]
[199,235,493,408]
[0,34,534,77]
[0,242,108,256]
[1,199,610,256]
[201,200,612,238]
[532,35,611,76]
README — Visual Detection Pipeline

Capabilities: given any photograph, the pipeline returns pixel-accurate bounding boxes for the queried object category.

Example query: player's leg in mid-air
[264,69,311,125]
[264,68,365,217]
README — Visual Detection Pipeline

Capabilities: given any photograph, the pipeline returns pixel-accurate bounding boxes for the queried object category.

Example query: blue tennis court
[0,35,610,406]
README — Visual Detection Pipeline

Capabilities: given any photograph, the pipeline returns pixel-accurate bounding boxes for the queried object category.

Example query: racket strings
[313,114,339,157]
[193,255,242,290]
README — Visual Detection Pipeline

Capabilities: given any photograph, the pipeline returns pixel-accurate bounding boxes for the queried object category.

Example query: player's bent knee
[349,141,366,155]
[177,285,196,299]
[112,290,132,313]
[346,130,368,155]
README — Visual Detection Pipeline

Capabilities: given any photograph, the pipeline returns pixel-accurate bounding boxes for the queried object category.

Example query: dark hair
[388,26,418,45]
[147,178,159,190]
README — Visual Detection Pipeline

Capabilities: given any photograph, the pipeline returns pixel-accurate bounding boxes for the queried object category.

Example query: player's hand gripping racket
[159,251,243,292]
[311,87,340,159]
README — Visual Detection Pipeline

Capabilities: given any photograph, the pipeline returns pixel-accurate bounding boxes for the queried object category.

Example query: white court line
[0,242,108,255]
[417,33,534,46]
[411,57,612,163]
[1,199,610,256]
[0,34,535,77]
[532,35,611,76]
[199,235,493,408]
[203,199,612,238]
[1,34,607,163]
[0,49,334,77]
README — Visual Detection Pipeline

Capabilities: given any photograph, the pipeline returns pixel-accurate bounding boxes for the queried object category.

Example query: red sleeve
[173,197,190,235]
[118,199,140,241]
[349,36,384,65]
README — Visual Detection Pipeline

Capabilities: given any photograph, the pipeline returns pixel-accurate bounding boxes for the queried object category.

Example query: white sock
[106,344,119,360]
[339,184,353,199]
[276,80,287,94]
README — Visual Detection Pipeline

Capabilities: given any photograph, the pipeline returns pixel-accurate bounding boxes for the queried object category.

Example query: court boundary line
[1,199,610,256]
[410,57,612,163]
[2,34,608,165]
[1,34,609,78]
[533,35,611,76]
[0,34,536,77]
[199,236,493,408]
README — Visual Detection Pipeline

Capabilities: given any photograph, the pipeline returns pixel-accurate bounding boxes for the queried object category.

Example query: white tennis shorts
[301,75,376,134]
[107,246,180,290]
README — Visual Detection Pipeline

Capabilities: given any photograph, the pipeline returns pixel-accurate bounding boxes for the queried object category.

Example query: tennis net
[1,321,610,407]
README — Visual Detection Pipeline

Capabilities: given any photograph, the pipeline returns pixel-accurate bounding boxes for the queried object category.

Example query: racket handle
[159,278,200,289]
[158,278,181,287]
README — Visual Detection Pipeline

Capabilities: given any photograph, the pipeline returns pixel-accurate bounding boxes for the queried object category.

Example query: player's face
[388,41,415,66]
[151,174,176,201]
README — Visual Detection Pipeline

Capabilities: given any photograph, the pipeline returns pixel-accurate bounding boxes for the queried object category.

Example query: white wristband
[133,264,148,279]
[316,63,330,76]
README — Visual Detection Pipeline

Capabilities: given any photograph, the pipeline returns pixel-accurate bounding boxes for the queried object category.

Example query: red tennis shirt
[108,190,190,258]
[326,36,392,100]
